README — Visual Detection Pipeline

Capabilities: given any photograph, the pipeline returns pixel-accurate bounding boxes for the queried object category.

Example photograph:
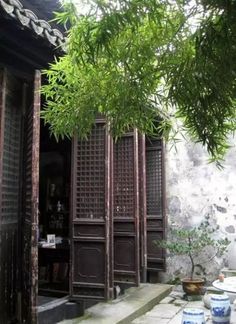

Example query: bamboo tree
[42,0,236,163]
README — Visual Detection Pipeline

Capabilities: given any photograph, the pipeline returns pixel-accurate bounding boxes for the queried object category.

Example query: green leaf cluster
[41,0,189,140]
[169,0,236,163]
[42,0,236,162]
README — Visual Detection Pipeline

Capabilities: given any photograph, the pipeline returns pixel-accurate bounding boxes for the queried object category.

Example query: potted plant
[159,220,229,295]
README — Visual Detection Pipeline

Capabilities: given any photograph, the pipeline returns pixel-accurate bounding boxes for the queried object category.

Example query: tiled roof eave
[0,0,66,51]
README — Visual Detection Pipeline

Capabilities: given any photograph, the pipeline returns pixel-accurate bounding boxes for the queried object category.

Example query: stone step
[59,283,173,324]
[38,296,83,324]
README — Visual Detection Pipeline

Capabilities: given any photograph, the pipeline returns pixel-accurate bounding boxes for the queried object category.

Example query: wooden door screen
[145,138,166,273]
[22,71,41,324]
[71,130,166,300]
[71,120,112,300]
[0,70,23,323]
[113,130,140,286]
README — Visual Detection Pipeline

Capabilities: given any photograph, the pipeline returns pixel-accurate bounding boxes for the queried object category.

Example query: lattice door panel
[146,138,166,272]
[71,120,112,300]
[113,130,140,286]
[0,70,22,324]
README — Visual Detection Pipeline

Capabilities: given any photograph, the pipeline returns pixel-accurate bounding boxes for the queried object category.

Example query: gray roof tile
[0,0,66,49]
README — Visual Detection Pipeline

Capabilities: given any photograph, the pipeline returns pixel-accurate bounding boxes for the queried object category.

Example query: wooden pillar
[139,134,147,282]
[21,70,41,324]
[31,70,41,323]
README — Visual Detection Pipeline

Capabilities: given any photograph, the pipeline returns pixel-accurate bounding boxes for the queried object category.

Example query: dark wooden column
[22,70,41,324]
[139,134,147,282]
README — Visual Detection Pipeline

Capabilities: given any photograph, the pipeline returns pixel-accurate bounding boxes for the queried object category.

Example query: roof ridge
[0,0,66,49]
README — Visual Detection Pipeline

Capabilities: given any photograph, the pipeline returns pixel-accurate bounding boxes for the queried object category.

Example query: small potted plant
[159,220,229,295]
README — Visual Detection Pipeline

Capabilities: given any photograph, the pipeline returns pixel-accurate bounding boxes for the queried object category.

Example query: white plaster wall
[161,137,236,282]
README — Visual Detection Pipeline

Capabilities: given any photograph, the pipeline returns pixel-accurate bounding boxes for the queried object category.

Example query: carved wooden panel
[114,237,135,272]
[73,242,105,283]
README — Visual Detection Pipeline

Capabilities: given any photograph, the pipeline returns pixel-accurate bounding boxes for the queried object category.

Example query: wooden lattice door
[0,69,24,323]
[71,120,112,301]
[113,130,140,286]
[146,138,166,273]
[22,71,41,324]
[70,126,166,300]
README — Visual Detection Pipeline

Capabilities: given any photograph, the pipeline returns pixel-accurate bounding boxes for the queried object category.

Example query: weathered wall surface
[161,138,236,282]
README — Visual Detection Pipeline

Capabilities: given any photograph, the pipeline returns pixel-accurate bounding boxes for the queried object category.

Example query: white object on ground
[181,308,205,324]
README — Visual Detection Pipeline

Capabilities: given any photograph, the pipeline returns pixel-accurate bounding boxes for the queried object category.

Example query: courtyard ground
[132,286,236,324]
[59,284,236,323]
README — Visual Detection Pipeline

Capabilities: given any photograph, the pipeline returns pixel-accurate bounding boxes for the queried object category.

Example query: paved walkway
[59,284,172,324]
[59,285,236,323]
[132,288,236,324]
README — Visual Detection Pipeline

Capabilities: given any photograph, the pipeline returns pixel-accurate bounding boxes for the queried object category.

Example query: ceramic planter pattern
[210,295,231,324]
[182,308,205,324]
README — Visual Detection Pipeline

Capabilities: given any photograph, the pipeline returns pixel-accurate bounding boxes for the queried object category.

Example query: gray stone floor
[132,289,236,324]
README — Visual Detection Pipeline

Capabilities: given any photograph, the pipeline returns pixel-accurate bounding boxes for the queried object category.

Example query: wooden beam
[0,19,57,67]
[0,43,44,69]
[0,62,33,82]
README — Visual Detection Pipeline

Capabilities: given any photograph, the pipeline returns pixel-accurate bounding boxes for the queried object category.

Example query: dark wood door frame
[139,134,147,283]
[22,70,41,324]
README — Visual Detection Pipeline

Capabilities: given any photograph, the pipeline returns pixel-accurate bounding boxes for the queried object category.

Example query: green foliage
[42,0,186,140]
[159,219,230,279]
[42,0,236,161]
[167,277,181,285]
[169,0,236,164]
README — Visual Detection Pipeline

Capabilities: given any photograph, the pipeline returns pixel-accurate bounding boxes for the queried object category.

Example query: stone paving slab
[172,299,188,307]
[167,310,182,324]
[159,296,175,304]
[145,303,181,318]
[133,316,170,324]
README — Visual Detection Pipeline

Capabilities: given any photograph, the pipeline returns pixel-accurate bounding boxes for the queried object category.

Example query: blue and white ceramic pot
[182,308,205,324]
[210,294,231,324]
